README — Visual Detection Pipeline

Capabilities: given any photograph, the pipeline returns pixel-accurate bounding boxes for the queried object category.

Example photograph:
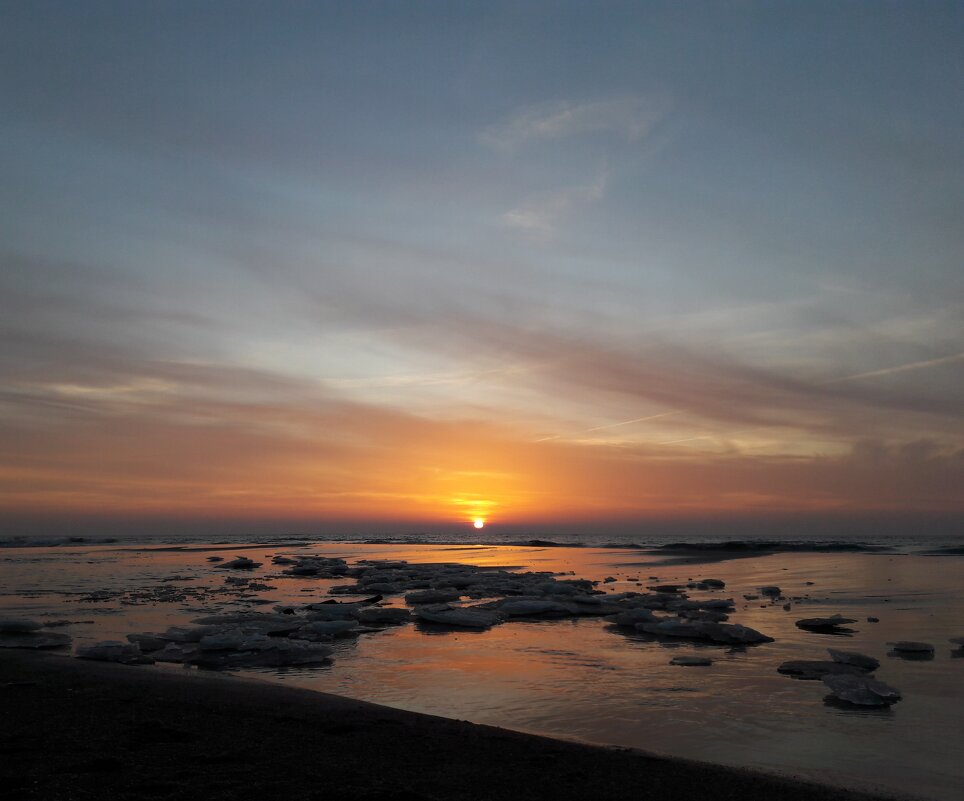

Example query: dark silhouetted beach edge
[1,650,905,801]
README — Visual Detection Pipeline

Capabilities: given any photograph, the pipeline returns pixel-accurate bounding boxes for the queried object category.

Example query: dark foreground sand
[1,651,899,801]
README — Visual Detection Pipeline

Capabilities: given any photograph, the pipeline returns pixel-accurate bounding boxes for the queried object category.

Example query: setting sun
[473,518,485,529]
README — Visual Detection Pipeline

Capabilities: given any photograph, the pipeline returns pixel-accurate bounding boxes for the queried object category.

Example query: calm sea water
[2,537,962,800]
[3,524,963,551]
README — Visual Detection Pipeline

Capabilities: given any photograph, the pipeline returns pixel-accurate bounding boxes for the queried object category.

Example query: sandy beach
[1,650,904,801]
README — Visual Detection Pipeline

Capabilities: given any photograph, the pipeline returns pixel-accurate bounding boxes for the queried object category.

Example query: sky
[1,1,962,537]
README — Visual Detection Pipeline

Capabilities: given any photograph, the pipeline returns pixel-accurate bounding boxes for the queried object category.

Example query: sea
[2,528,962,800]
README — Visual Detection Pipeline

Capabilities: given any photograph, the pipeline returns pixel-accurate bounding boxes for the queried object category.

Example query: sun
[473,518,485,529]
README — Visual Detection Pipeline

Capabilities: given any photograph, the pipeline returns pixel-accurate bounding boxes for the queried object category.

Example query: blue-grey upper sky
[1,1,961,532]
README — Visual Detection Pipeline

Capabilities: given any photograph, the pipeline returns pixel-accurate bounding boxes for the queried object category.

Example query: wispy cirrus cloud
[486,94,668,231]
[2,277,962,531]
[392,315,964,446]
[481,94,670,152]
[502,169,608,232]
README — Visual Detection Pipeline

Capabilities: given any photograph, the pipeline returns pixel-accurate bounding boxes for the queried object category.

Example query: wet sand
[1,651,900,801]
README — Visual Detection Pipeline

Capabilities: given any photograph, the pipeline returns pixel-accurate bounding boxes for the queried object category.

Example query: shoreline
[1,651,905,801]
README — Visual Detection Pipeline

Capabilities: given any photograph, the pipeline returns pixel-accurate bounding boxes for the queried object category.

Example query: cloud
[481,94,670,152]
[485,95,668,231]
[1,287,961,534]
[2,371,961,535]
[7,242,959,459]
[393,316,964,445]
[2,245,962,534]
[502,170,607,232]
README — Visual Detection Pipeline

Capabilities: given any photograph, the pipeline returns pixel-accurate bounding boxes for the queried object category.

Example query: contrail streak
[535,410,681,443]
[823,352,964,384]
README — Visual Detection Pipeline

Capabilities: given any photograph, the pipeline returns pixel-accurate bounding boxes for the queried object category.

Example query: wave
[654,540,893,554]
[2,533,958,556]
[0,536,121,548]
[920,545,964,555]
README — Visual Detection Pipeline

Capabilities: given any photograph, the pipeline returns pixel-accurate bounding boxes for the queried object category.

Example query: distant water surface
[3,525,964,553]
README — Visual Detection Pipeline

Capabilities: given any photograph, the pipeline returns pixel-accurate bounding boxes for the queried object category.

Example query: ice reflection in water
[1,542,962,800]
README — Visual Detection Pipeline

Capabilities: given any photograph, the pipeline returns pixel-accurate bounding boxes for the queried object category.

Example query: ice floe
[414,604,503,629]
[0,617,72,648]
[0,631,72,649]
[888,641,935,659]
[637,619,773,645]
[304,603,367,621]
[890,641,934,653]
[71,553,784,671]
[405,589,462,605]
[216,556,262,570]
[822,674,902,707]
[76,640,153,664]
[608,608,658,627]
[493,599,574,618]
[777,660,870,680]
[0,618,43,633]
[356,607,411,626]
[289,620,361,640]
[827,649,880,671]
[795,615,857,633]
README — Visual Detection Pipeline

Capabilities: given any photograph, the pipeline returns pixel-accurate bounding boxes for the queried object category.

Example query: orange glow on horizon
[0,391,960,534]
